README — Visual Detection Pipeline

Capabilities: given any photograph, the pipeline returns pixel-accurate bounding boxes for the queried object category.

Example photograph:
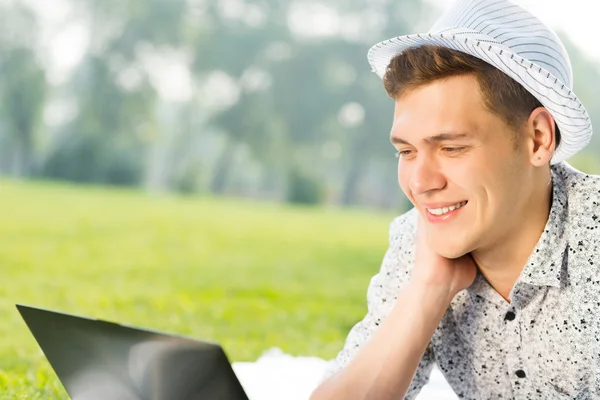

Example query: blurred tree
[42,0,188,186]
[0,4,47,177]
[192,0,428,206]
[43,55,151,184]
[0,48,47,177]
[563,35,600,173]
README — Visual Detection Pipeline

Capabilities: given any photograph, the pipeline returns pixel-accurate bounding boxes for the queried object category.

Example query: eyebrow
[390,132,474,146]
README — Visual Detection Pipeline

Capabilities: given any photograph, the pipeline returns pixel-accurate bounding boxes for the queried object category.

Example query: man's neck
[471,178,554,302]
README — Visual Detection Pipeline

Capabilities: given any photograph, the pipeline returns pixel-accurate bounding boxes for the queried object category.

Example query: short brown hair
[383,45,561,147]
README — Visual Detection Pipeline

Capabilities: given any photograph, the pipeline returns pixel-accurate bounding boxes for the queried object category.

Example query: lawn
[0,178,400,399]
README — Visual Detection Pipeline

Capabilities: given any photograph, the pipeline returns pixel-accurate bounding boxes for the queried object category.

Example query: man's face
[391,74,535,259]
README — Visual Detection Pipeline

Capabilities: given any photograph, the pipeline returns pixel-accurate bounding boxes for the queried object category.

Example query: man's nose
[408,157,446,195]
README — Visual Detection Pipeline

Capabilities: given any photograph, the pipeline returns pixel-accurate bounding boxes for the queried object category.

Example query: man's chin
[430,240,471,260]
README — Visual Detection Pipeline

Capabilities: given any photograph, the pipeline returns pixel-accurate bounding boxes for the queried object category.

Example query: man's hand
[410,216,478,300]
[310,215,478,400]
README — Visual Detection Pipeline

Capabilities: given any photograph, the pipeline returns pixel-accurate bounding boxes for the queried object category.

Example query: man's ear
[527,107,555,166]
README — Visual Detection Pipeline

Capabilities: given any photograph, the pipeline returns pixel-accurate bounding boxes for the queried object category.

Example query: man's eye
[442,147,465,153]
[395,150,413,158]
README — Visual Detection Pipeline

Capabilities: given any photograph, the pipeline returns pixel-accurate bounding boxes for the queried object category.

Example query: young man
[311,0,598,399]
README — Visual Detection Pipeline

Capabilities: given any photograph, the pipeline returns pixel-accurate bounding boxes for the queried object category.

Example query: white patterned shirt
[323,162,600,399]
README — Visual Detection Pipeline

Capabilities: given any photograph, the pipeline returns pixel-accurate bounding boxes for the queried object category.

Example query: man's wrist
[405,280,456,312]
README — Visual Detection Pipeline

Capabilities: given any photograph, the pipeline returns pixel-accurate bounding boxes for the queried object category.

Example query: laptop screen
[17,304,250,400]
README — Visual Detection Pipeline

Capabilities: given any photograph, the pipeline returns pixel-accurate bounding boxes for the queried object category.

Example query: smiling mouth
[426,201,468,216]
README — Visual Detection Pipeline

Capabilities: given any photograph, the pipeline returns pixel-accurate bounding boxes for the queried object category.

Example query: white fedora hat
[367,0,592,165]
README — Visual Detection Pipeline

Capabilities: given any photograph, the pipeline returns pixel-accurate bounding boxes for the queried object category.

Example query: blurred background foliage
[1,0,597,211]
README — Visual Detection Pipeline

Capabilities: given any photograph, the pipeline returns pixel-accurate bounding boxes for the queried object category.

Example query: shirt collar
[467,270,509,307]
[517,165,569,288]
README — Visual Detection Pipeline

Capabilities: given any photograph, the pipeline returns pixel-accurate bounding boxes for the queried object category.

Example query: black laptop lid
[16,304,249,400]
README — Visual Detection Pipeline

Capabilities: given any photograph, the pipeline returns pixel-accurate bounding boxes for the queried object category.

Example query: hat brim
[367,32,592,165]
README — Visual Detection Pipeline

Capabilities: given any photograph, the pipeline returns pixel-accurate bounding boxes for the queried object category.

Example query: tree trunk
[209,139,236,194]
[340,131,369,206]
[11,124,34,178]
[340,160,361,206]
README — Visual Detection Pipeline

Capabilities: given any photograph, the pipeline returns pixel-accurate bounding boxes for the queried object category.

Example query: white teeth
[427,201,467,216]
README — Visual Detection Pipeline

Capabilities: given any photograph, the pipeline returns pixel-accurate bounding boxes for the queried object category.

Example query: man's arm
[310,281,452,400]
[310,212,476,400]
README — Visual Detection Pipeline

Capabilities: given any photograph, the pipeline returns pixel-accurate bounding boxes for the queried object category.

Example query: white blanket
[232,348,458,400]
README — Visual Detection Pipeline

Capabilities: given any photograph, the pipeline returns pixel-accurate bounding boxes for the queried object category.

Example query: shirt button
[504,311,516,321]
[515,370,526,378]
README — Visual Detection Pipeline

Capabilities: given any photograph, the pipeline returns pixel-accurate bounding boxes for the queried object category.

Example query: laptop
[16,304,250,400]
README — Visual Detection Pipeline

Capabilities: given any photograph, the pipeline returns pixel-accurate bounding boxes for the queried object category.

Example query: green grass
[0,178,399,399]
